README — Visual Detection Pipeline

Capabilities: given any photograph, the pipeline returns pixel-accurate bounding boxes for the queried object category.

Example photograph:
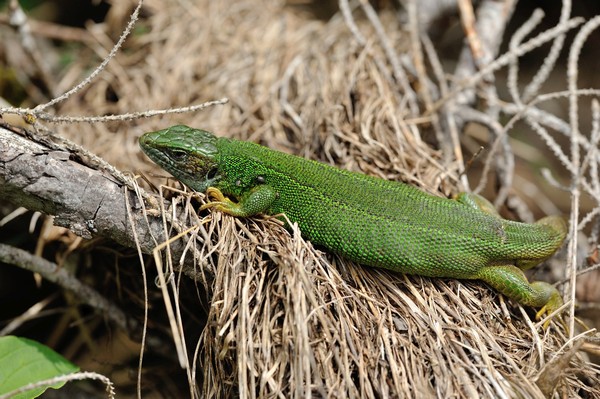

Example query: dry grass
[195,212,594,398]
[2,0,600,397]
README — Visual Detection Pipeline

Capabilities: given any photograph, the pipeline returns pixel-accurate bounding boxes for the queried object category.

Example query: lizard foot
[534,286,565,329]
[476,266,564,329]
[199,187,240,215]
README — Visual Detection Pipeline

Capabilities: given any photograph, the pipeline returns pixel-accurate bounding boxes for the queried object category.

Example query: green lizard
[139,125,567,321]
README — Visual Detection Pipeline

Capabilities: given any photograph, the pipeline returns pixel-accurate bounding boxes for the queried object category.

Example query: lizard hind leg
[455,192,501,217]
[515,215,567,271]
[475,264,563,322]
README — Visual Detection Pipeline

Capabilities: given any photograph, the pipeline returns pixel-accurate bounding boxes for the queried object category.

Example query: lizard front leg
[200,186,278,217]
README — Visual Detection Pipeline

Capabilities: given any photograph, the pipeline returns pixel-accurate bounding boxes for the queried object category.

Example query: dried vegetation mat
[2,0,600,397]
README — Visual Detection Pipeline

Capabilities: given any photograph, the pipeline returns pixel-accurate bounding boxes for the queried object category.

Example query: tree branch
[0,125,203,279]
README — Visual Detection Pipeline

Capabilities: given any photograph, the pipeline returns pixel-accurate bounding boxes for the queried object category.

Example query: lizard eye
[168,149,187,162]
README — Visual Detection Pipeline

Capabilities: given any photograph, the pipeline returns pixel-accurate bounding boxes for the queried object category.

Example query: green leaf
[0,336,79,399]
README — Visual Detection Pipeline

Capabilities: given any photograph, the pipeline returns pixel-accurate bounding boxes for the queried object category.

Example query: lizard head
[139,125,221,192]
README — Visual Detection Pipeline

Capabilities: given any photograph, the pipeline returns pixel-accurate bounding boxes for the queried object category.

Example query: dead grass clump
[113,2,595,396]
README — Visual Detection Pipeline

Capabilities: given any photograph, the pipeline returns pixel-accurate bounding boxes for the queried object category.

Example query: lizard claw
[199,186,230,211]
[534,290,564,329]
[200,201,231,213]
[205,187,227,202]
[199,187,242,215]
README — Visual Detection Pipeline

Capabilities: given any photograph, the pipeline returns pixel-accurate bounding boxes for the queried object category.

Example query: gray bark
[0,125,201,278]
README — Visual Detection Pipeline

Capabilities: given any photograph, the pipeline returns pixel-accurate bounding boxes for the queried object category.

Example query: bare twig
[0,371,115,399]
[7,0,55,97]
[358,0,419,115]
[523,0,572,102]
[33,0,144,112]
[565,15,600,338]
[433,17,583,113]
[0,244,129,330]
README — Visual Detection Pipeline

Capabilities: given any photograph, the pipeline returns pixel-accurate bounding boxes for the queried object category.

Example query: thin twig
[523,0,572,102]
[7,0,55,97]
[0,243,129,330]
[565,15,600,338]
[0,371,115,399]
[33,99,230,123]
[359,0,419,115]
[432,17,584,113]
[33,0,144,112]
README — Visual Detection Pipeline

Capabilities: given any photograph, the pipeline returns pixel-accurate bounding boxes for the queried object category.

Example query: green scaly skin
[140,125,568,321]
